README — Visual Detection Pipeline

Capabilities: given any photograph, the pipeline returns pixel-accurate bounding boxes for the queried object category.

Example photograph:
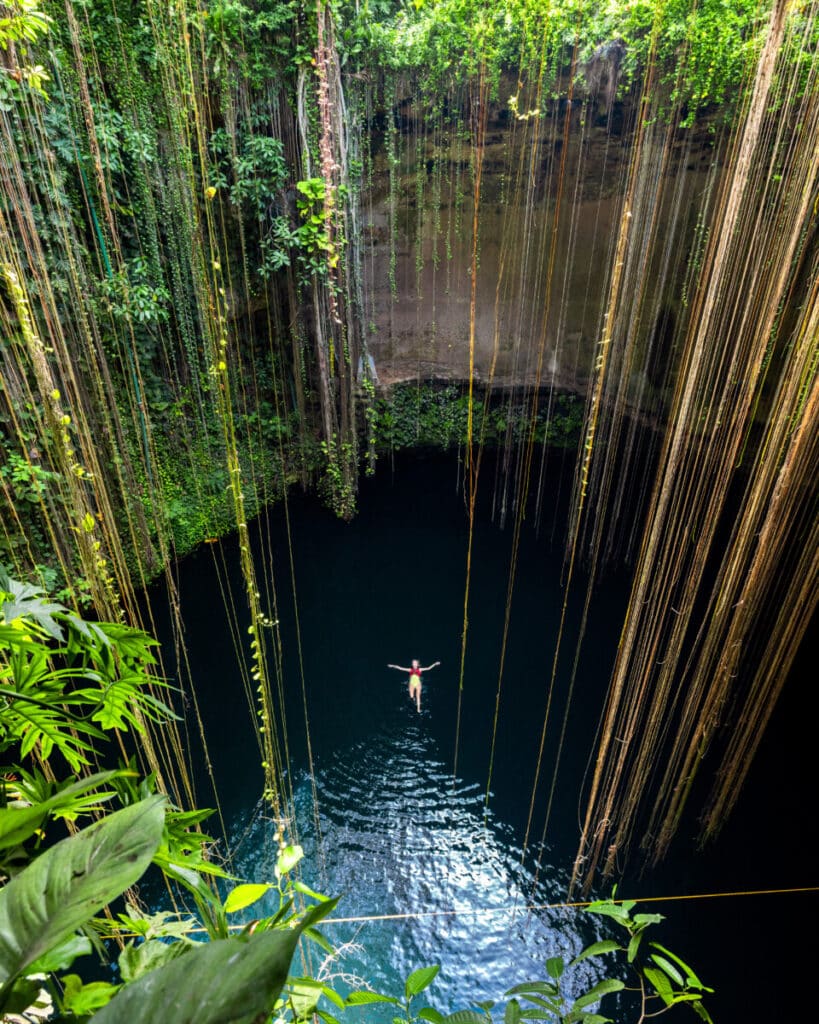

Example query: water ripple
[228,724,609,1019]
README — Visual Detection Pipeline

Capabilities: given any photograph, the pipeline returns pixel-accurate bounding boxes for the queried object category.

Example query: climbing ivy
[203,0,311,84]
[295,176,346,278]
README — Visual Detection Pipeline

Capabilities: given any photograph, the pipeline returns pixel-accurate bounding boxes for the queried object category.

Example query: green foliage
[318,435,357,519]
[0,797,166,987]
[372,384,583,452]
[0,451,57,505]
[210,116,289,214]
[208,111,347,284]
[93,930,302,1024]
[98,257,170,328]
[500,969,624,1023]
[342,963,441,1023]
[61,975,120,1017]
[0,444,62,576]
[583,898,714,1021]
[295,177,345,279]
[139,393,295,563]
[0,0,51,104]
[0,578,336,1021]
[0,769,123,854]
[407,965,441,1000]
[203,0,306,84]
[0,573,173,771]
[338,0,771,120]
[359,898,713,1024]
[0,0,50,47]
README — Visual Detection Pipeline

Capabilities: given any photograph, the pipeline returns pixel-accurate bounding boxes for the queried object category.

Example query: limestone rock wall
[360,92,717,404]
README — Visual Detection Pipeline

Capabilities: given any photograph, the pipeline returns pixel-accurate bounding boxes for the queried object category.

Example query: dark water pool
[149,449,817,1021]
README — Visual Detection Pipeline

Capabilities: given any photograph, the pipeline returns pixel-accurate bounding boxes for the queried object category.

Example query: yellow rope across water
[129,885,819,937]
[320,885,819,926]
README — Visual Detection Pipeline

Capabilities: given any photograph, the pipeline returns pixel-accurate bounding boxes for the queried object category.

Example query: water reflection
[228,722,606,1017]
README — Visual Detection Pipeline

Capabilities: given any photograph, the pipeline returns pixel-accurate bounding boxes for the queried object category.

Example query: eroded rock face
[360,86,718,407]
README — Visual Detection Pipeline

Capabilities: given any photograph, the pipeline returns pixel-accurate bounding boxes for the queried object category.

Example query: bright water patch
[227,722,610,1018]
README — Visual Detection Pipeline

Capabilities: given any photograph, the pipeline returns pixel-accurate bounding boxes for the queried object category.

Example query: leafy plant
[98,257,171,328]
[0,571,175,772]
[203,0,303,84]
[93,930,302,1024]
[0,0,50,48]
[0,452,57,505]
[0,575,333,1021]
[209,113,294,280]
[0,797,166,992]
[583,898,714,1022]
[295,177,344,279]
[345,899,712,1024]
[0,0,52,104]
[339,0,770,123]
[372,385,583,452]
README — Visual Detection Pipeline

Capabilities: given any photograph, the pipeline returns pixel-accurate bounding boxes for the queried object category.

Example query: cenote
[1,2,817,1022]
[144,448,817,1023]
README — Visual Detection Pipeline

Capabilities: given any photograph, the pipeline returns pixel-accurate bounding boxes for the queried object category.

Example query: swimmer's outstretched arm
[420,661,441,671]
[387,663,412,672]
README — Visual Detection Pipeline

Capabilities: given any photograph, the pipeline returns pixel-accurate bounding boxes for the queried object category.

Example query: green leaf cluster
[0,576,338,1022]
[584,897,714,1022]
[0,0,52,103]
[0,573,173,771]
[345,897,713,1024]
[337,0,772,121]
[203,0,308,84]
[372,384,583,452]
[294,177,345,278]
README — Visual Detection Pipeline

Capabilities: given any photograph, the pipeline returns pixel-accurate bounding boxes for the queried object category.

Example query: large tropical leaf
[93,930,301,1024]
[0,795,165,985]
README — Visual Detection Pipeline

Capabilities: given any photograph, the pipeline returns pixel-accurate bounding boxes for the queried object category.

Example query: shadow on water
[145,448,817,1022]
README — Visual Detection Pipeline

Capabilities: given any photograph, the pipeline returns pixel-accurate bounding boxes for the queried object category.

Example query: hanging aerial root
[572,0,817,892]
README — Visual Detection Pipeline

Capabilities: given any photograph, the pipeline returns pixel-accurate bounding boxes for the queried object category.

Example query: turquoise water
[226,748,607,1015]
[149,449,817,1022]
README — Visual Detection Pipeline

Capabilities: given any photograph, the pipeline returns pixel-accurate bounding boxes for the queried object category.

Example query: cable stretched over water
[150,885,819,938]
[320,885,819,925]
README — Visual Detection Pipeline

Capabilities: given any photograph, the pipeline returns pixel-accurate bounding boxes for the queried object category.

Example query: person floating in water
[387,659,441,712]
